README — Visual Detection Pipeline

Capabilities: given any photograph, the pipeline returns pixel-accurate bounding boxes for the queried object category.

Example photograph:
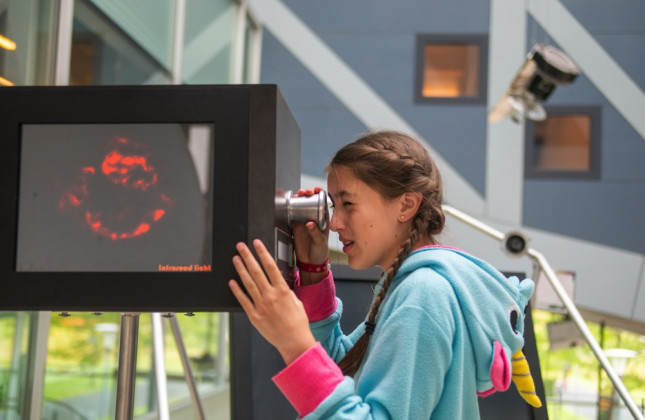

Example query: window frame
[414,34,489,105]
[524,105,602,180]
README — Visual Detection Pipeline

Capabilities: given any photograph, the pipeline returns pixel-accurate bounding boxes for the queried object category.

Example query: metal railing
[442,204,645,420]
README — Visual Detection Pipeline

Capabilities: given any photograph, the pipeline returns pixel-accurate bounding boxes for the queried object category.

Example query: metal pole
[170,0,186,85]
[152,313,170,420]
[598,322,606,420]
[442,204,645,420]
[169,315,206,420]
[54,0,74,86]
[7,312,26,420]
[26,312,50,420]
[231,1,248,84]
[115,313,140,420]
[443,204,506,242]
[528,249,644,420]
[246,5,263,84]
[215,313,229,385]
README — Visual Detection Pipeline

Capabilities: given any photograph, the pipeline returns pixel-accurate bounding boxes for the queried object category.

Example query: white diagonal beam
[486,0,527,225]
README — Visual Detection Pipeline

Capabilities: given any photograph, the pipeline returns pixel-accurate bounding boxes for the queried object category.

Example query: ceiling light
[0,34,16,51]
[0,76,14,86]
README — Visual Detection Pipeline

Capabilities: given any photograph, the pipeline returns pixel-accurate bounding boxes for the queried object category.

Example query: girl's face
[327,166,409,271]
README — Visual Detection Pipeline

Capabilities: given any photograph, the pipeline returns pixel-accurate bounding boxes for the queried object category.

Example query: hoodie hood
[394,246,535,395]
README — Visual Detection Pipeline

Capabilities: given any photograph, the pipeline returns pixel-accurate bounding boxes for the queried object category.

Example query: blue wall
[522,9,645,253]
[260,0,645,254]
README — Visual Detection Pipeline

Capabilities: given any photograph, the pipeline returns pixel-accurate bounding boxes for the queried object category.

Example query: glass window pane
[172,314,231,403]
[182,0,237,84]
[422,44,480,98]
[86,0,174,69]
[2,2,244,418]
[44,312,120,420]
[415,35,487,104]
[0,312,31,420]
[525,106,601,180]
[532,115,591,171]
[0,0,57,86]
[42,312,230,419]
[71,0,171,85]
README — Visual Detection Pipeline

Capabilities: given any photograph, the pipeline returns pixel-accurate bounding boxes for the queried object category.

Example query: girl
[229,130,536,419]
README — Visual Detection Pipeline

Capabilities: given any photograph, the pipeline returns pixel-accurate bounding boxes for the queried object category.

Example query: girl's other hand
[228,239,316,365]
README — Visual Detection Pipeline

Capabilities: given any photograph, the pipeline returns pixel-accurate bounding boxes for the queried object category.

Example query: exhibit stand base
[115,312,206,420]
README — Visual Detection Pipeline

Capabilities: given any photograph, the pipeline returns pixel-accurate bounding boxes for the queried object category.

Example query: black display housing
[0,84,300,312]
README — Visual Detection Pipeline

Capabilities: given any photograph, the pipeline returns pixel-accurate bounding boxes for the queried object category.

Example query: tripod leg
[169,315,207,420]
[115,313,140,420]
[215,313,228,386]
[152,313,170,420]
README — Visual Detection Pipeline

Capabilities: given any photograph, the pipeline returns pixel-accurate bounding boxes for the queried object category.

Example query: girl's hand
[228,239,316,365]
[292,187,330,285]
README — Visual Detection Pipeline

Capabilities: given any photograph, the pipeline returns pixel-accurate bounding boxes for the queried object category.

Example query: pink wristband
[296,258,330,273]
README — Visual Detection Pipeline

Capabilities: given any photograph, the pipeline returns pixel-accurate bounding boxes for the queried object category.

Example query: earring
[400,215,405,220]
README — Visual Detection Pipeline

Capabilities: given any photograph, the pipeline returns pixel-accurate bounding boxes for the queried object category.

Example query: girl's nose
[329,210,340,232]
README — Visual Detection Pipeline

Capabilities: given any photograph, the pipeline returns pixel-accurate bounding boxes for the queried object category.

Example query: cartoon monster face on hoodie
[396,246,538,403]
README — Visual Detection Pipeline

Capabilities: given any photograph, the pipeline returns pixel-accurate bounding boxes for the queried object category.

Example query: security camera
[502,231,530,257]
[488,44,580,123]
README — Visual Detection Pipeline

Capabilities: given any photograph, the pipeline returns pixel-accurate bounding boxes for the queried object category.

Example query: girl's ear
[399,192,422,222]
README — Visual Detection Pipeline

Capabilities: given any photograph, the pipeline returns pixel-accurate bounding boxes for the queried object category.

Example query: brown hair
[328,130,445,376]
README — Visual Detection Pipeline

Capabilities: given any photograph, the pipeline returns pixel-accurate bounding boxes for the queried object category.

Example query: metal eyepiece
[275,189,329,231]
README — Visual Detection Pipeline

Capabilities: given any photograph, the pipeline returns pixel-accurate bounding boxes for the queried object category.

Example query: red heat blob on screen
[59,137,172,240]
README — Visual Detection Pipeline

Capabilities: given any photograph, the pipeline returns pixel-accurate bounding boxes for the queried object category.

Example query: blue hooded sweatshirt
[305,246,535,419]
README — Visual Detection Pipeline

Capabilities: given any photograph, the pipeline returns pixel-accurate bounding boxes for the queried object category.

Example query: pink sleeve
[293,270,338,322]
[272,342,345,417]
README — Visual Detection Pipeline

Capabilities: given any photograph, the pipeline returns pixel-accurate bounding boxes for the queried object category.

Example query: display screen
[16,123,214,272]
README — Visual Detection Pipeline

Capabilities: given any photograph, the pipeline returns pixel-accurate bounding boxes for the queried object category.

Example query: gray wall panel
[634,269,645,321]
[524,181,645,254]
[602,107,645,181]
[542,80,645,181]
[545,75,606,104]
[260,32,344,108]
[259,0,644,257]
[520,20,645,254]
[399,104,488,194]
[525,17,645,91]
[311,30,490,194]
[594,34,645,91]
[324,33,416,104]
[260,21,489,195]
[295,109,368,178]
[282,0,490,33]
[260,33,367,178]
[560,0,645,33]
